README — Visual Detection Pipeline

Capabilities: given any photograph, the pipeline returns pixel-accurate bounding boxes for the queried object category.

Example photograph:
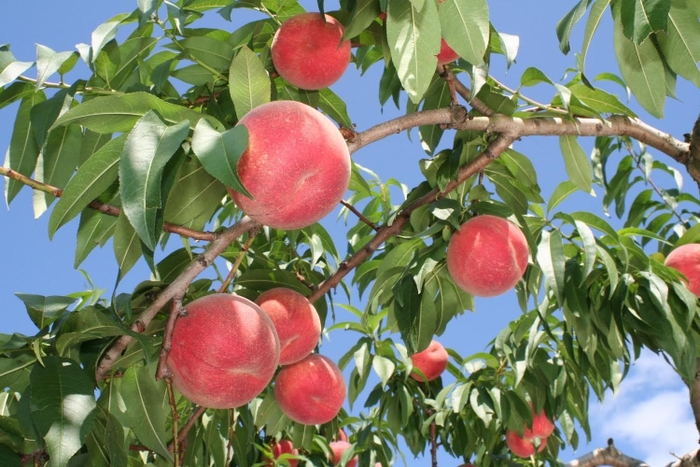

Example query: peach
[274,353,346,425]
[664,243,700,296]
[506,429,547,458]
[228,100,351,230]
[446,215,529,297]
[409,340,449,382]
[265,439,299,467]
[166,294,280,408]
[336,429,348,442]
[526,409,555,438]
[271,13,351,90]
[255,288,321,365]
[437,39,460,65]
[329,441,358,467]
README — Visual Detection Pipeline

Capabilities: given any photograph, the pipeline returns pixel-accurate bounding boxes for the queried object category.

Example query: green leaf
[35,45,76,89]
[120,111,189,251]
[75,209,118,268]
[440,0,489,66]
[0,445,21,467]
[319,88,352,128]
[0,45,33,88]
[49,135,126,238]
[4,91,46,205]
[14,294,76,330]
[372,355,396,388]
[560,135,593,193]
[613,11,666,117]
[235,269,314,296]
[343,0,382,40]
[52,92,223,134]
[556,0,591,54]
[386,0,441,103]
[228,46,271,118]
[91,15,129,63]
[0,82,34,111]
[656,0,700,88]
[395,276,436,355]
[29,357,97,467]
[191,119,250,197]
[580,0,611,77]
[536,230,566,304]
[620,0,670,44]
[55,306,135,356]
[568,83,636,116]
[113,212,143,282]
[179,35,234,70]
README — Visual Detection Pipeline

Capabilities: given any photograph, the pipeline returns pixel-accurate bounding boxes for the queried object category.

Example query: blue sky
[1,0,699,465]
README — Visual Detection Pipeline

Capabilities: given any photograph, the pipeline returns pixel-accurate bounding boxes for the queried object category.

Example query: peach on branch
[506,429,547,458]
[271,13,351,90]
[664,243,700,296]
[446,215,529,297]
[329,440,358,467]
[437,39,460,65]
[274,353,346,425]
[265,439,299,467]
[228,100,351,230]
[525,408,555,438]
[166,294,280,409]
[255,287,321,365]
[409,340,449,382]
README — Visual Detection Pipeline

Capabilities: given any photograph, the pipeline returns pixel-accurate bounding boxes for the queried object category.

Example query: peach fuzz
[255,287,321,365]
[271,13,351,90]
[166,294,280,409]
[506,429,547,458]
[437,39,460,65]
[446,215,529,297]
[274,353,346,425]
[664,243,700,296]
[265,439,299,467]
[228,100,351,230]
[329,441,358,467]
[409,340,449,382]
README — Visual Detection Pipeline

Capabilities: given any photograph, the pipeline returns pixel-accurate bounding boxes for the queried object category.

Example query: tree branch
[95,216,260,381]
[566,439,650,467]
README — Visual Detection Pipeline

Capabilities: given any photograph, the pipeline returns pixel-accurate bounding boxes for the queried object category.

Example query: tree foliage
[0,0,699,466]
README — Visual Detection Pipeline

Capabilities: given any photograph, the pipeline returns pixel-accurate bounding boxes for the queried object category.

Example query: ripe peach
[329,441,358,467]
[265,439,299,467]
[166,294,280,408]
[255,288,321,365]
[446,215,529,297]
[526,409,555,438]
[336,429,348,442]
[274,353,346,425]
[506,429,547,458]
[664,243,700,296]
[271,13,351,90]
[409,340,449,382]
[437,39,460,65]
[228,100,351,230]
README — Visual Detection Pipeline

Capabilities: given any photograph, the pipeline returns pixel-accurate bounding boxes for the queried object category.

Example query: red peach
[336,429,348,442]
[265,439,299,467]
[274,353,347,425]
[446,215,529,297]
[409,340,449,382]
[167,294,280,408]
[506,430,547,458]
[437,39,460,65]
[271,13,351,90]
[525,409,555,438]
[329,441,358,467]
[228,100,351,230]
[664,243,700,296]
[255,288,321,365]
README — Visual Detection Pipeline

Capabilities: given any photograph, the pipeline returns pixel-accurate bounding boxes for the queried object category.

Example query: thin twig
[340,199,379,231]
[169,405,208,452]
[156,297,185,381]
[217,226,262,293]
[166,379,181,466]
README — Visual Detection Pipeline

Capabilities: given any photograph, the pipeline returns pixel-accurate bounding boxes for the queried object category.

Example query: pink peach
[446,215,529,297]
[271,13,351,90]
[265,439,299,467]
[665,243,700,296]
[329,441,358,467]
[410,340,449,382]
[437,39,460,65]
[166,294,280,408]
[274,353,346,425]
[255,288,321,365]
[228,100,351,230]
[506,429,547,458]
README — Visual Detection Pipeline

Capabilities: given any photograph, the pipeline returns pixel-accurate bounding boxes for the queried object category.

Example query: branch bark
[566,440,650,467]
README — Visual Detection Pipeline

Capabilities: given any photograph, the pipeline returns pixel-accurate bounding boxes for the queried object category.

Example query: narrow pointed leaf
[536,230,565,304]
[343,0,382,40]
[113,212,143,282]
[560,135,593,193]
[620,0,669,43]
[0,45,33,88]
[319,88,352,128]
[228,46,270,118]
[440,0,489,66]
[75,209,118,268]
[15,294,76,330]
[580,0,611,76]
[35,45,76,89]
[657,0,700,87]
[556,0,591,54]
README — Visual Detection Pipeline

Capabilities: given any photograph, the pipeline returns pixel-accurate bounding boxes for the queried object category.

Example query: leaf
[491,29,519,68]
[179,36,234,70]
[74,209,118,268]
[620,0,670,44]
[235,269,313,296]
[556,0,591,54]
[0,45,33,88]
[560,135,593,193]
[29,357,97,467]
[91,14,129,63]
[4,91,46,205]
[52,92,223,134]
[55,306,135,356]
[120,112,189,251]
[0,82,34,111]
[440,0,489,66]
[536,230,566,304]
[14,294,76,330]
[35,45,76,89]
[394,276,436,355]
[343,0,382,40]
[49,135,126,238]
[372,355,395,389]
[191,119,250,197]
[113,212,143,282]
[656,0,700,88]
[568,83,636,116]
[318,88,352,128]
[228,46,271,118]
[613,11,666,117]
[580,0,611,77]
[386,0,441,104]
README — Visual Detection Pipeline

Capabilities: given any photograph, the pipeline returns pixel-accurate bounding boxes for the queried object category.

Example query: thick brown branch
[666,448,700,467]
[566,440,650,467]
[95,216,260,381]
[0,166,217,242]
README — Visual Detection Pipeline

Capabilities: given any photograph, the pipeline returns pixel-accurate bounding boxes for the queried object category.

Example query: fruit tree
[0,0,700,466]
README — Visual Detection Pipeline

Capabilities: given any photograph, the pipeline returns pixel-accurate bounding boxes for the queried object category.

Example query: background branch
[566,440,650,467]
